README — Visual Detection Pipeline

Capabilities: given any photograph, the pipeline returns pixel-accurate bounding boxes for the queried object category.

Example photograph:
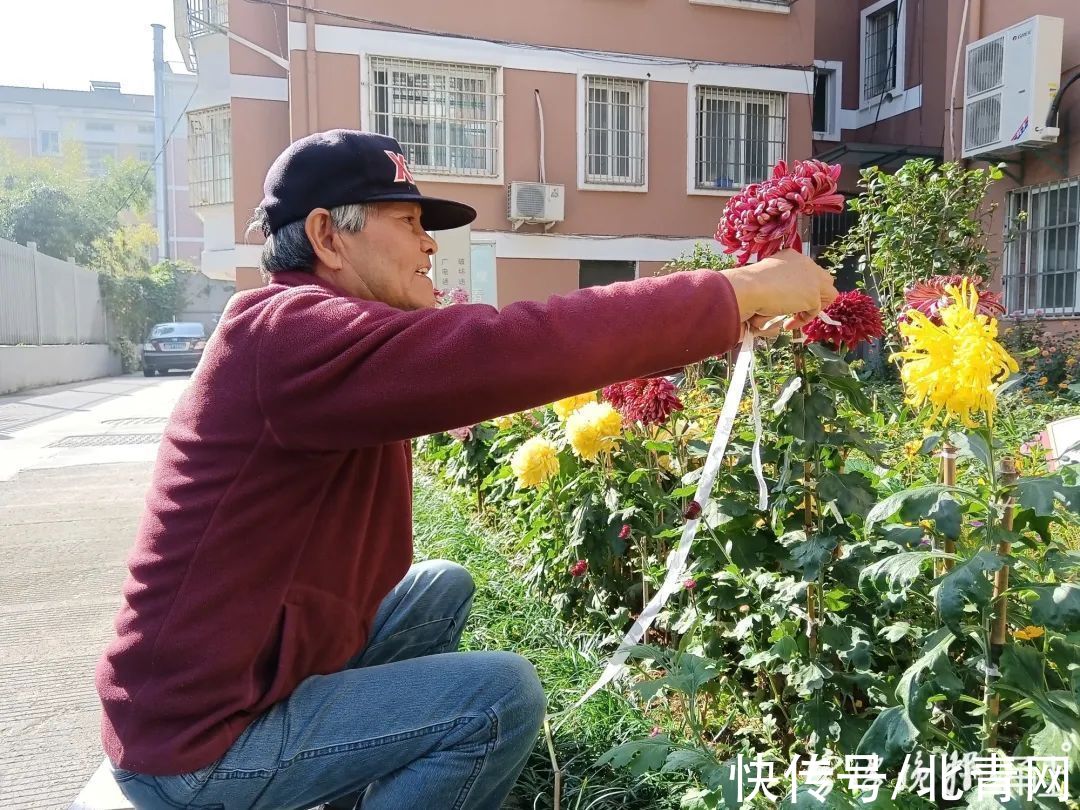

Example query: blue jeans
[112,560,546,809]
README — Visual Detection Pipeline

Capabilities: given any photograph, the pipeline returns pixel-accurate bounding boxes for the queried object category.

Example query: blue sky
[1,0,187,96]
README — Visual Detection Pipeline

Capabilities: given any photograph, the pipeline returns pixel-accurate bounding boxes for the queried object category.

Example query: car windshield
[150,323,205,339]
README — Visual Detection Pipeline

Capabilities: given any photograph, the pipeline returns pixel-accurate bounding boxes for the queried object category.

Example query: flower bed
[419,162,1080,807]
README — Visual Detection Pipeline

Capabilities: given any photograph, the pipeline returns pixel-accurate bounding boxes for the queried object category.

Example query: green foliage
[0,143,152,263]
[663,242,736,273]
[418,335,1080,807]
[998,316,1080,400]
[824,160,1003,348]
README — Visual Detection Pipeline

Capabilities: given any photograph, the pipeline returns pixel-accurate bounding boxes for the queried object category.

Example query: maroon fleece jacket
[95,268,742,775]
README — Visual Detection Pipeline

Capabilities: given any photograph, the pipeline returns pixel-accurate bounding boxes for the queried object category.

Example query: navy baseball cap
[258,129,477,234]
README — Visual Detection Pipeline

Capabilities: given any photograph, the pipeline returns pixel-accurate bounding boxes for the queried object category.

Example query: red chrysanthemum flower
[715,159,844,266]
[903,275,1005,325]
[683,500,702,520]
[570,559,588,578]
[803,290,884,351]
[602,378,684,427]
[619,524,632,540]
[683,578,698,591]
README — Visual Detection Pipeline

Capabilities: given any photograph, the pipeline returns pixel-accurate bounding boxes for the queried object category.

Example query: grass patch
[412,471,686,809]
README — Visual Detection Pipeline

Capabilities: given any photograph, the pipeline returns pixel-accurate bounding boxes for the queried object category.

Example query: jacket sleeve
[255,270,743,450]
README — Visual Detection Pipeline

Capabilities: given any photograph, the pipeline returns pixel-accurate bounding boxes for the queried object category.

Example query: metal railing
[187,0,228,37]
[0,239,108,345]
[1003,176,1080,319]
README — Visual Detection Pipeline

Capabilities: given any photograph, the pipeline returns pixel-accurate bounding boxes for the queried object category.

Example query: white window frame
[812,60,843,142]
[187,104,232,207]
[363,56,503,185]
[686,85,787,196]
[1004,178,1080,319]
[85,144,118,177]
[577,75,648,192]
[37,129,60,156]
[859,0,906,110]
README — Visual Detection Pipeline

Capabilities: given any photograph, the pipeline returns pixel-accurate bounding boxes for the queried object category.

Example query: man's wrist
[721,266,760,322]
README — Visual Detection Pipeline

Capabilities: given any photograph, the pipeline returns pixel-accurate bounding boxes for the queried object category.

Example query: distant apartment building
[0,77,206,267]
[173,0,816,299]
[814,0,1080,326]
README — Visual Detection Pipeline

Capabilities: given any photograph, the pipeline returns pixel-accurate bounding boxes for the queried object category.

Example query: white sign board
[432,225,471,299]
[1049,415,1080,466]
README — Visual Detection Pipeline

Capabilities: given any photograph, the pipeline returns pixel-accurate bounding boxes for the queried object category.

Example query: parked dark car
[141,322,207,376]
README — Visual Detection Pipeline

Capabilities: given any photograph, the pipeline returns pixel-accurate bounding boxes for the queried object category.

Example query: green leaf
[1030,584,1080,632]
[859,551,933,600]
[925,495,962,541]
[962,790,1024,810]
[820,372,873,414]
[1046,636,1080,692]
[680,787,721,810]
[856,705,918,768]
[785,533,839,581]
[949,430,993,473]
[896,627,956,713]
[790,662,833,696]
[664,748,714,773]
[935,550,1006,634]
[1029,721,1080,773]
[1015,476,1073,517]
[819,471,877,520]
[865,485,960,536]
[793,694,842,751]
[1000,643,1048,696]
[699,757,750,810]
[880,622,915,643]
[786,390,835,446]
[597,736,673,777]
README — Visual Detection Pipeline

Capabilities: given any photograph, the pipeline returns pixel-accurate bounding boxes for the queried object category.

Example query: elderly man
[97,130,836,810]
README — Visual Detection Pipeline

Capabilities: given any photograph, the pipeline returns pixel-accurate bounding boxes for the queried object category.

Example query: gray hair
[247,203,373,274]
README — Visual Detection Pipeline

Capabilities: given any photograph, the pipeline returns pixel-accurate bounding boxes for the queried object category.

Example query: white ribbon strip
[568,329,757,711]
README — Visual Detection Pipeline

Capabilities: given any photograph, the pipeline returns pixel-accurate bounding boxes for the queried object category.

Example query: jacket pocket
[255,587,362,710]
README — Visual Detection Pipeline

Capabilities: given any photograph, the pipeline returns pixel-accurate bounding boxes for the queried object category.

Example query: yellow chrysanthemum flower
[509,437,560,488]
[566,402,623,461]
[657,454,675,473]
[891,281,1019,427]
[493,414,515,430]
[1013,625,1045,641]
[551,392,596,421]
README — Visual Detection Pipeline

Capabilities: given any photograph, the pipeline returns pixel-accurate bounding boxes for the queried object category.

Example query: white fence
[0,238,108,345]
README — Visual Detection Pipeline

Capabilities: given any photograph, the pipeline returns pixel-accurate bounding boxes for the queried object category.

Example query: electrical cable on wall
[110,80,201,222]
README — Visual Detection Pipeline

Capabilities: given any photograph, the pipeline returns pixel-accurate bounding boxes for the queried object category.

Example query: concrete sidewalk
[0,375,187,809]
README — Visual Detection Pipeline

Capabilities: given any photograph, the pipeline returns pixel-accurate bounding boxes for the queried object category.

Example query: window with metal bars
[187,0,228,37]
[584,76,645,186]
[187,105,232,207]
[694,87,786,189]
[862,1,898,103]
[368,57,500,178]
[1004,178,1080,318]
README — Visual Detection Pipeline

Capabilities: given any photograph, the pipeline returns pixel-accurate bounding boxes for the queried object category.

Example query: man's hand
[722,249,838,334]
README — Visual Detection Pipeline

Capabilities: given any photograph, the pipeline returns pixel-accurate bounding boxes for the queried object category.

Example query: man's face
[333,202,440,310]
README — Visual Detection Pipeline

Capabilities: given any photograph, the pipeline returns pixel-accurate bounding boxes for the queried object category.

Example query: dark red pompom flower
[683,500,702,520]
[802,290,884,351]
[602,378,684,427]
[715,159,844,266]
[570,559,588,577]
[903,275,1005,325]
[619,524,632,540]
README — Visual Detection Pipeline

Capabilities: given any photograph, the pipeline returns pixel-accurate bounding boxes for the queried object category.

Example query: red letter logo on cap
[385,151,415,184]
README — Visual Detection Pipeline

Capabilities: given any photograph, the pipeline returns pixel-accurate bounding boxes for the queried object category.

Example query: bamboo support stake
[543,716,563,810]
[940,443,958,574]
[986,456,1018,750]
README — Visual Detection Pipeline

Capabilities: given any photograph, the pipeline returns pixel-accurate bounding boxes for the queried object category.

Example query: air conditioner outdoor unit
[962,15,1063,159]
[507,181,564,231]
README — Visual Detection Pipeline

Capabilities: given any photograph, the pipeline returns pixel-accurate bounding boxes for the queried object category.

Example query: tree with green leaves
[0,142,153,264]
